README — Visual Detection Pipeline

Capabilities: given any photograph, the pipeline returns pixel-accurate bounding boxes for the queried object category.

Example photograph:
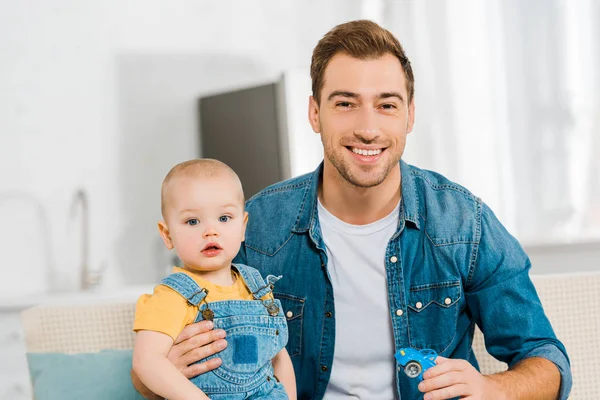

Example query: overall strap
[233,263,282,300]
[160,273,207,306]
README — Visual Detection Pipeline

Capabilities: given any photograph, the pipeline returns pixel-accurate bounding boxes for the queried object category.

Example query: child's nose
[202,225,218,237]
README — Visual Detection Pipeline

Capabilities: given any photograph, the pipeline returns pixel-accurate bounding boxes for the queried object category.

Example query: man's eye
[186,219,199,226]
[381,103,397,109]
[337,102,352,108]
[219,215,230,223]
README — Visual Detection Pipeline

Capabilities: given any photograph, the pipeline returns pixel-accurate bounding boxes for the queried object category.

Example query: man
[133,20,571,400]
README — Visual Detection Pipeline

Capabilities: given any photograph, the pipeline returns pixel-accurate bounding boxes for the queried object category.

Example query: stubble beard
[325,144,402,189]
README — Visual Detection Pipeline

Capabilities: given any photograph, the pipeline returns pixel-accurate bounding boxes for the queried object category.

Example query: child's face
[160,174,247,273]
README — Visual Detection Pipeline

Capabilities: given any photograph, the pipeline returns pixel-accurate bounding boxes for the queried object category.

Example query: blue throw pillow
[27,349,146,400]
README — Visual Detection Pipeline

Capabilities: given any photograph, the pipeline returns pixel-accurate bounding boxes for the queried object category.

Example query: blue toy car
[395,348,438,381]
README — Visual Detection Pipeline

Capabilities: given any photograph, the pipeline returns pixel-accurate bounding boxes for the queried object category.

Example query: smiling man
[133,20,571,400]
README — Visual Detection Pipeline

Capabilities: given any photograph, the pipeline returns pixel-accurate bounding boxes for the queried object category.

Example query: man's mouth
[348,146,384,157]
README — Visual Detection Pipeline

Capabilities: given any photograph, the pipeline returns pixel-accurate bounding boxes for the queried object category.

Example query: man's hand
[131,320,227,399]
[168,320,228,378]
[418,356,501,400]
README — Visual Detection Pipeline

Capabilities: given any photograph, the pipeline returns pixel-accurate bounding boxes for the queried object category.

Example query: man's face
[309,52,415,188]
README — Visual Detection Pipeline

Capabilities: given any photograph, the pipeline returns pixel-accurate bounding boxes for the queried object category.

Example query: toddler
[132,159,296,400]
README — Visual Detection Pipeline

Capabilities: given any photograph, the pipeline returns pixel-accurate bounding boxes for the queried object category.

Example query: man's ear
[241,211,249,242]
[308,95,321,134]
[158,220,174,250]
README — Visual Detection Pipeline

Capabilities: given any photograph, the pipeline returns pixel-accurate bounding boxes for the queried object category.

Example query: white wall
[1,1,597,297]
[0,0,365,294]
[526,242,600,275]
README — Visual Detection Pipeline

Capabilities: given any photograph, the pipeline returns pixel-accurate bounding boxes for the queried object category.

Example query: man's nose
[353,108,380,141]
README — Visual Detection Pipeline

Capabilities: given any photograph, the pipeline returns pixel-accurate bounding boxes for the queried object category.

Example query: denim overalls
[161,263,289,399]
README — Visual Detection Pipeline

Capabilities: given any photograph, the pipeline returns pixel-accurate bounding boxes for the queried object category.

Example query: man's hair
[160,159,243,217]
[310,19,415,105]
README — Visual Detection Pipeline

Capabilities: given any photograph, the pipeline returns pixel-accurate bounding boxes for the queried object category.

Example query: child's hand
[167,320,228,378]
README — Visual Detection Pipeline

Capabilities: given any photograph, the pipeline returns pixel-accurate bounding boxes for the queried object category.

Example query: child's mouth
[202,243,222,256]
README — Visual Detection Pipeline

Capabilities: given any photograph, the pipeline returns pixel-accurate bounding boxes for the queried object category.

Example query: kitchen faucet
[70,188,103,290]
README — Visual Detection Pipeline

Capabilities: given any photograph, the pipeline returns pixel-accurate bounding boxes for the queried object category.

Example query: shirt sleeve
[465,202,572,399]
[133,284,198,341]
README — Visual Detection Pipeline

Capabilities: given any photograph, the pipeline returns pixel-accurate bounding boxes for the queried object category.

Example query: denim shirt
[233,160,572,400]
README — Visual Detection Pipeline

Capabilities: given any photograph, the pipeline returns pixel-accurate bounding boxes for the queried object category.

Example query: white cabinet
[0,310,31,400]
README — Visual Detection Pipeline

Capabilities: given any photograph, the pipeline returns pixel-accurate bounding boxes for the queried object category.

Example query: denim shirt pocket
[407,281,461,354]
[274,292,305,357]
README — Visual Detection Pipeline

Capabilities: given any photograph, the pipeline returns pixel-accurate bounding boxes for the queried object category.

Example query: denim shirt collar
[291,162,321,233]
[400,159,421,229]
[291,159,420,234]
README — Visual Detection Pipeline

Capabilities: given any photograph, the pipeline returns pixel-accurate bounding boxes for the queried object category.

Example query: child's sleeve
[133,285,198,341]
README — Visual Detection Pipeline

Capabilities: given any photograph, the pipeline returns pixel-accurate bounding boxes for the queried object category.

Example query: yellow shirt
[133,266,272,341]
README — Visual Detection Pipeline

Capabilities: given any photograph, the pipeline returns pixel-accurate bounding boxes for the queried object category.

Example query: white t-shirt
[319,199,400,400]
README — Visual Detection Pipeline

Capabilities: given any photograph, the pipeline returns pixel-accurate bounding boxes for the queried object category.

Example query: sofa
[21,272,599,399]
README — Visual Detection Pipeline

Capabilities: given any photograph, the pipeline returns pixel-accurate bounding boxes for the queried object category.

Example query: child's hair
[160,159,244,217]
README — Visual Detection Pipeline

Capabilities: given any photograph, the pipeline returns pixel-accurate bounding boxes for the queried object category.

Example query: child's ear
[241,212,249,242]
[158,221,174,250]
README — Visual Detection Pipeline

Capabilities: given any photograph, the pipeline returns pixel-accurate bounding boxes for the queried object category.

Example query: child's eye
[186,218,199,226]
[219,215,230,223]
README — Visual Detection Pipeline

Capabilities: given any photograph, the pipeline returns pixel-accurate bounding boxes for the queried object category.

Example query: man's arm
[418,201,571,400]
[487,357,561,399]
[468,202,570,398]
[131,321,227,399]
[419,356,561,400]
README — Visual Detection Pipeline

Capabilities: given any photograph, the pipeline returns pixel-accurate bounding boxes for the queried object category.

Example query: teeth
[352,148,382,156]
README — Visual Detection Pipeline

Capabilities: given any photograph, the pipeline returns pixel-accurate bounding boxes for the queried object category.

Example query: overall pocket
[407,281,461,354]
[212,320,286,384]
[274,292,305,357]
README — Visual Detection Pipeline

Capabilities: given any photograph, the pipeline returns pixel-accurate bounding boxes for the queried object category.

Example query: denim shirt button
[286,311,293,318]
[444,297,452,305]
[390,256,398,263]
[415,302,423,309]
[395,309,403,316]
